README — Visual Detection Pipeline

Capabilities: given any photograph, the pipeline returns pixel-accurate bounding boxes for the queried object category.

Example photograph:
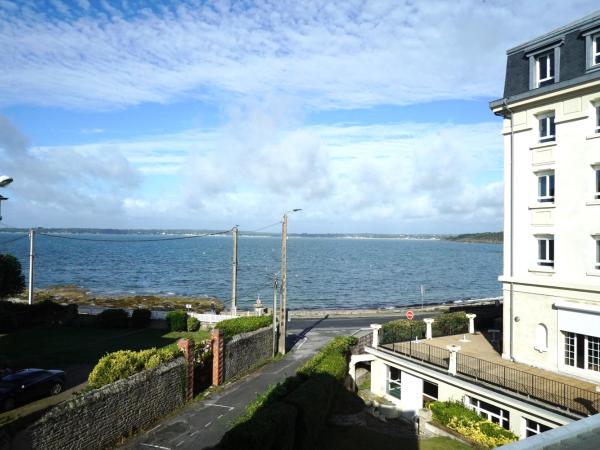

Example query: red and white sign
[405,310,414,320]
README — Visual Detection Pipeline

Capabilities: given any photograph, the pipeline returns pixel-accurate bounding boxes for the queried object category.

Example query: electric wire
[36,228,233,243]
[0,234,29,246]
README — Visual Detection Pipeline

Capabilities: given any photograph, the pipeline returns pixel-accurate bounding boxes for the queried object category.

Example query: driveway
[123,324,363,450]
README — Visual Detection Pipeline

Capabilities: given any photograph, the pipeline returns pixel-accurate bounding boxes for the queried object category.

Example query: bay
[0,232,502,310]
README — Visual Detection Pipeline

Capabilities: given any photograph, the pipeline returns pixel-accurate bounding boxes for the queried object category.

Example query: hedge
[429,401,518,448]
[381,311,469,344]
[131,308,151,328]
[220,335,356,450]
[97,308,129,328]
[166,310,188,331]
[88,347,180,389]
[215,315,272,341]
[187,315,200,332]
[0,300,77,332]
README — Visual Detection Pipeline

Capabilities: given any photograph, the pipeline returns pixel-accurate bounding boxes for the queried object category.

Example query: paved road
[124,326,361,450]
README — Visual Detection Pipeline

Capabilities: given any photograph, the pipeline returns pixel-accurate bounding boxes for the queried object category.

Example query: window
[595,237,600,270]
[535,324,548,352]
[423,380,438,404]
[525,419,552,438]
[595,167,600,199]
[537,172,555,203]
[468,397,510,430]
[536,51,555,87]
[563,331,600,372]
[596,105,600,134]
[539,114,556,142]
[594,34,600,67]
[387,366,401,399]
[537,237,554,267]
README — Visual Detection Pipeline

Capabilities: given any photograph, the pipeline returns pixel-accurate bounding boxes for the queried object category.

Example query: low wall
[13,357,187,450]
[223,326,273,382]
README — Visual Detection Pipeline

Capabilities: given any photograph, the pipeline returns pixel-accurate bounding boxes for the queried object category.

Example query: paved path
[123,326,361,450]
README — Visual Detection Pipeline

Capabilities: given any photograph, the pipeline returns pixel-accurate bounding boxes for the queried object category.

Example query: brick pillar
[177,338,194,401]
[211,328,224,386]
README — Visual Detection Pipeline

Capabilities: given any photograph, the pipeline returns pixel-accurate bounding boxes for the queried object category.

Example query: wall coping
[227,325,273,344]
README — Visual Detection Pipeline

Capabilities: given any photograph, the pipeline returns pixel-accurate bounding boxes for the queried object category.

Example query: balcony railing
[382,340,600,417]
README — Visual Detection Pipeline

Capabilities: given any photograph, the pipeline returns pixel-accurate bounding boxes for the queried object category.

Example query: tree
[0,254,25,298]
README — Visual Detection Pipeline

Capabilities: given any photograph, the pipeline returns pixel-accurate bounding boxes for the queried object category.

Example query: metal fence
[382,340,600,416]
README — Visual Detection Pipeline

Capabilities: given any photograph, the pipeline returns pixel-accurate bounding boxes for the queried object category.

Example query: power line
[242,221,282,234]
[0,234,29,246]
[36,229,233,243]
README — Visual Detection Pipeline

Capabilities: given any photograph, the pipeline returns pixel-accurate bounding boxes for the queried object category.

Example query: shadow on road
[286,314,330,350]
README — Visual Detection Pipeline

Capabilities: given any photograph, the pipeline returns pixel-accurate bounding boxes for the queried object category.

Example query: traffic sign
[405,310,414,320]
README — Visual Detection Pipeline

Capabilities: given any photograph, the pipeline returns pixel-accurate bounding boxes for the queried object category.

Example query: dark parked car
[0,368,65,411]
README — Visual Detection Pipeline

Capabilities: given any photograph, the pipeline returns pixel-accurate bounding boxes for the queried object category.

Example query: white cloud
[0,1,598,110]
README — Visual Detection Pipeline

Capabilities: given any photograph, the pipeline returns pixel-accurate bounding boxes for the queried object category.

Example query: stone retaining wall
[223,326,273,382]
[12,357,187,450]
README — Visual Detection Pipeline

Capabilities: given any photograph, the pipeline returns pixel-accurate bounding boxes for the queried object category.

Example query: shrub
[166,310,188,331]
[97,308,129,328]
[131,308,152,328]
[297,336,357,382]
[0,254,25,299]
[215,315,272,341]
[429,401,518,448]
[381,319,425,344]
[187,316,200,332]
[432,312,468,337]
[88,346,179,389]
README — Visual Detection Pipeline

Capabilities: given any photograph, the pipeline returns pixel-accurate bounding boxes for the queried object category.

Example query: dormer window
[539,113,556,142]
[537,51,555,87]
[585,30,600,71]
[594,34,600,66]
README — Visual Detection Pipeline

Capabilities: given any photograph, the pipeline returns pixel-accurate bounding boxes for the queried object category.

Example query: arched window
[535,324,548,352]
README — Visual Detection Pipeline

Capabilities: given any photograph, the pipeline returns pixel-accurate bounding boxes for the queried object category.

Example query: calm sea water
[0,233,502,310]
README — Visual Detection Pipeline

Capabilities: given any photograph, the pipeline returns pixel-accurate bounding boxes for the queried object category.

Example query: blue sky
[0,0,598,233]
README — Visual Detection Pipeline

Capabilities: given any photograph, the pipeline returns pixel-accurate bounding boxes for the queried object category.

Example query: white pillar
[446,344,461,376]
[466,314,477,334]
[423,318,434,339]
[370,324,382,348]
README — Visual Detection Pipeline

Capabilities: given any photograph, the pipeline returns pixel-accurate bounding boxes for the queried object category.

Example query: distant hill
[446,232,503,244]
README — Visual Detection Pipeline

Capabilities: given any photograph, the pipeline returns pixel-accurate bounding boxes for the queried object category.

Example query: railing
[381,340,600,416]
[383,340,449,370]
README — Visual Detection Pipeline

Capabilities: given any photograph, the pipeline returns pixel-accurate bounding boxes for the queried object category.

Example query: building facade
[490,10,600,383]
[359,11,600,443]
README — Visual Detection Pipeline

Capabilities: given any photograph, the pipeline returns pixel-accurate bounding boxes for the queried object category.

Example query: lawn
[316,426,473,450]
[0,325,210,370]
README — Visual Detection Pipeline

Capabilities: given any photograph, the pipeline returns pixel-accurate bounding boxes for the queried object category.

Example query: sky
[0,1,599,234]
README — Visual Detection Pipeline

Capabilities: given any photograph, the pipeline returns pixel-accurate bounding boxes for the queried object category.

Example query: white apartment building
[356,11,600,443]
[489,10,600,384]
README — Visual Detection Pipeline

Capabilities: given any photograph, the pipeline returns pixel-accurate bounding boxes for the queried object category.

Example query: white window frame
[527,43,561,89]
[536,51,555,87]
[537,236,554,267]
[538,113,556,143]
[387,366,401,399]
[595,166,600,199]
[525,418,552,438]
[563,331,600,373]
[467,397,510,430]
[595,105,600,134]
[537,171,555,203]
[594,34,600,67]
[585,30,600,71]
[595,237,600,270]
[422,380,438,403]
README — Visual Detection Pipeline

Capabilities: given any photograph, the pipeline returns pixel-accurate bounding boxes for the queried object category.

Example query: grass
[316,426,473,450]
[0,325,210,369]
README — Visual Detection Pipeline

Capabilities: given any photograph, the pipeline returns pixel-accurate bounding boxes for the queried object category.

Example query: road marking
[140,444,171,450]
[295,337,308,349]
[204,420,213,428]
[206,403,234,411]
[217,414,224,419]
[147,424,162,433]
[176,441,185,447]
[269,361,293,374]
[189,431,199,437]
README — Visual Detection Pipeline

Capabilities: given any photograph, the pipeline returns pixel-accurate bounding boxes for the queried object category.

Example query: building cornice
[499,276,600,294]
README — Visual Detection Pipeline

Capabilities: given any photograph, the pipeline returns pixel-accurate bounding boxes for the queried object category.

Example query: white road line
[206,403,234,411]
[217,414,224,419]
[140,444,171,450]
[295,337,308,349]
[147,424,162,433]
[204,420,213,428]
[269,361,293,374]
[189,431,199,437]
[176,441,185,447]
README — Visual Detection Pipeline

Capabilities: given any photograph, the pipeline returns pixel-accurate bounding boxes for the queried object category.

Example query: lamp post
[0,175,13,222]
[278,208,302,355]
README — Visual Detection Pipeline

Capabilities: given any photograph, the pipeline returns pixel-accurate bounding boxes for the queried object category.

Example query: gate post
[211,328,224,386]
[177,338,195,401]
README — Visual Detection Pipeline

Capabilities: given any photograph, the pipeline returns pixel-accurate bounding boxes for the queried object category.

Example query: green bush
[0,300,75,332]
[432,312,468,337]
[215,315,272,341]
[88,346,180,389]
[429,401,518,448]
[0,254,25,299]
[131,308,151,328]
[97,308,129,328]
[297,336,357,382]
[187,315,200,332]
[381,319,425,344]
[166,310,188,331]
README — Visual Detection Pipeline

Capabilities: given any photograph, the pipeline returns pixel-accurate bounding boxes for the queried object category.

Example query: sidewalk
[123,327,355,450]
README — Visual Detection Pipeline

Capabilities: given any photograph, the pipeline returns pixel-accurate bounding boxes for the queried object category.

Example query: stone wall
[223,326,273,382]
[12,357,187,450]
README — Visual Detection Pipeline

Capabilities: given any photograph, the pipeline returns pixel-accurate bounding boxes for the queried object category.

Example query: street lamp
[278,208,302,354]
[0,175,12,222]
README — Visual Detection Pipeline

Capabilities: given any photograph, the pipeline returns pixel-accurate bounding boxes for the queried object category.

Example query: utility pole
[231,226,238,315]
[272,273,278,357]
[28,229,35,305]
[278,214,288,354]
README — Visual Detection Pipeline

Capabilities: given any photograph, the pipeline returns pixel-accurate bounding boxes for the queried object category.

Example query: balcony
[379,333,600,417]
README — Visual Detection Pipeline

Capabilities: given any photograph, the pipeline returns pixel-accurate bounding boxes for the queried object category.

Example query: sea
[0,232,502,310]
